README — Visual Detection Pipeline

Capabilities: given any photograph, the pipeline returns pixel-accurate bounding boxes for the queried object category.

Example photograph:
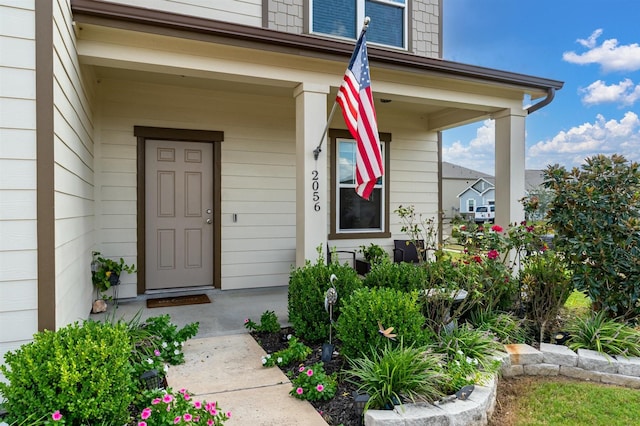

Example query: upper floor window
[311,0,407,49]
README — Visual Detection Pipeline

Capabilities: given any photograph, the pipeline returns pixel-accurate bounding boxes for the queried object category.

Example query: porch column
[494,108,527,227]
[294,83,330,267]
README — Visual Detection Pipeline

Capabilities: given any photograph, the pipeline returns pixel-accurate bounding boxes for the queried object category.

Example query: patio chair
[327,243,356,267]
[393,239,424,263]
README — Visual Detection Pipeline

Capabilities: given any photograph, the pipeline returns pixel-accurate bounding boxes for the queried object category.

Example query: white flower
[174,341,180,347]
[277,357,283,364]
[181,342,185,347]
[162,342,168,348]
[456,350,464,356]
[261,357,267,365]
[146,358,153,365]
[164,364,169,373]
[287,334,292,340]
[266,354,271,359]
[174,349,180,355]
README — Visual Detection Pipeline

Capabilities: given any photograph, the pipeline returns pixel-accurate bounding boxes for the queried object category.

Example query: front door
[145,140,214,290]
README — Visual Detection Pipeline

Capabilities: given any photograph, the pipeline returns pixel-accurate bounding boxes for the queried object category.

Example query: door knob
[206,218,212,224]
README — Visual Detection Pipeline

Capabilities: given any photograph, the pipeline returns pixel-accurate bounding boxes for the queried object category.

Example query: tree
[542,154,640,321]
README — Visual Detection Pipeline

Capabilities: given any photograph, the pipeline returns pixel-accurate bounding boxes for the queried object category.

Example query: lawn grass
[514,380,640,426]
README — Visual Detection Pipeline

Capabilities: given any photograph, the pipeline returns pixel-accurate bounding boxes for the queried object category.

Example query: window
[468,199,475,212]
[311,0,407,49]
[329,129,391,239]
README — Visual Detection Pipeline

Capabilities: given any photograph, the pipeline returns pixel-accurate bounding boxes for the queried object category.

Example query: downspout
[526,87,555,115]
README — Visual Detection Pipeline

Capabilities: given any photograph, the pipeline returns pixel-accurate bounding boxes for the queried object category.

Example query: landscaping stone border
[365,343,640,425]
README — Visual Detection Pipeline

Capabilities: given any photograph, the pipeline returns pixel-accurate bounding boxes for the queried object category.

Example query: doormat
[147,294,211,308]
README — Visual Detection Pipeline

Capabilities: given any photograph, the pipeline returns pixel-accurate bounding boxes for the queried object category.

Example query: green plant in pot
[92,251,136,300]
[359,243,387,266]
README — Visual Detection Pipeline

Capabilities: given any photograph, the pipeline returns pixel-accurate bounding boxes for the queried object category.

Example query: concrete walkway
[93,286,328,425]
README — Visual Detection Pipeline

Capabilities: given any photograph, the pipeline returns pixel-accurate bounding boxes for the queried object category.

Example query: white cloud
[527,112,640,169]
[580,79,640,106]
[563,29,640,73]
[442,120,495,174]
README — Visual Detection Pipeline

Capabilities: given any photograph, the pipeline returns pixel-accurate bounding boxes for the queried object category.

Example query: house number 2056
[312,170,320,211]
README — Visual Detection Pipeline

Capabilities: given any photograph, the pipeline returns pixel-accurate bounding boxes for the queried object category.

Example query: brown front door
[145,140,214,290]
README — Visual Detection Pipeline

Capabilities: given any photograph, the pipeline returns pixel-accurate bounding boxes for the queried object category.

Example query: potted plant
[356,243,387,275]
[91,251,136,302]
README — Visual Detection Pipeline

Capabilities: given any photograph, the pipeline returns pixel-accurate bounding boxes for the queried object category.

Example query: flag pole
[313,17,371,161]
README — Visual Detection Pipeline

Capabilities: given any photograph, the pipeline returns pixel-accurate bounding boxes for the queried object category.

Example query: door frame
[134,126,223,294]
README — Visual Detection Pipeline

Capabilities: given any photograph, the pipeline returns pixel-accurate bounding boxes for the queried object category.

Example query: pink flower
[141,408,152,419]
[210,409,218,416]
[179,388,187,394]
[226,411,232,418]
[296,387,304,395]
[174,416,182,424]
[472,255,482,263]
[138,423,147,426]
[193,401,202,409]
[152,398,161,405]
[316,384,324,392]
[491,224,503,232]
[487,249,499,260]
[52,411,62,421]
[306,369,314,377]
[163,394,174,403]
[183,393,191,401]
[183,413,193,422]
[207,420,214,426]
[206,402,216,411]
[244,318,249,323]
[154,349,161,356]
[298,366,305,372]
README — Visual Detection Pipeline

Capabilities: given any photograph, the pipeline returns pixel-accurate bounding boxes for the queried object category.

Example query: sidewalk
[166,334,328,425]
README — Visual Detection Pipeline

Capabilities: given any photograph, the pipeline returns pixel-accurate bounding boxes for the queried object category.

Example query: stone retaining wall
[365,343,640,425]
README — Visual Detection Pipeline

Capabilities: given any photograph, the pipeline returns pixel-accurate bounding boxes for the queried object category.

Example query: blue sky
[441,0,640,174]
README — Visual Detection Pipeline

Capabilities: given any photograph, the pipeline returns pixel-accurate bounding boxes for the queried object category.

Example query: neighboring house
[0,0,563,364]
[457,178,495,218]
[442,162,546,220]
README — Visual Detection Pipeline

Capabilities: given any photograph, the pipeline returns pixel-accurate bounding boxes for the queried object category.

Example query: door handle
[206,218,212,224]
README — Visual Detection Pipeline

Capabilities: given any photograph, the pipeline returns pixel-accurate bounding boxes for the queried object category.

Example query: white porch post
[294,83,329,267]
[494,108,527,227]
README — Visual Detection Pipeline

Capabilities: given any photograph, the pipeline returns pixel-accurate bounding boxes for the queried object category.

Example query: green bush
[520,251,573,343]
[288,257,362,342]
[335,287,429,359]
[469,309,529,344]
[0,320,135,424]
[244,310,281,333]
[566,311,640,357]
[542,154,640,320]
[432,323,503,372]
[261,336,311,367]
[363,261,427,292]
[141,314,199,365]
[346,341,444,410]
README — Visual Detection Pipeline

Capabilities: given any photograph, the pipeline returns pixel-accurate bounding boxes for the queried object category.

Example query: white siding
[98,77,297,292]
[0,0,38,369]
[103,0,262,27]
[53,0,95,327]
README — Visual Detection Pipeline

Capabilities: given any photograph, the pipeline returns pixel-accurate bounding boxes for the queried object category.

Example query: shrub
[141,314,200,365]
[346,341,445,410]
[566,311,640,357]
[244,310,281,333]
[288,255,362,342]
[439,350,496,395]
[469,309,529,344]
[363,261,427,292]
[335,287,429,359]
[359,243,388,266]
[289,363,337,401]
[520,251,573,343]
[542,154,640,320]
[261,336,311,367]
[137,387,230,425]
[432,323,503,372]
[0,320,135,424]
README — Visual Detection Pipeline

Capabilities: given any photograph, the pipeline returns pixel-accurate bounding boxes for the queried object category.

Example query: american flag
[336,33,383,200]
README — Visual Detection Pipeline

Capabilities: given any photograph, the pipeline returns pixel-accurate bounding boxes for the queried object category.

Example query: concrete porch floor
[90,286,328,425]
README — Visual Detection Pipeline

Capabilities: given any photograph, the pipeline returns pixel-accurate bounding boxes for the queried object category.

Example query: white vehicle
[474,205,495,223]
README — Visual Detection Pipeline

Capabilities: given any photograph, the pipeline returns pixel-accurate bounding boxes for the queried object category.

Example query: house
[442,161,546,221]
[457,178,495,218]
[0,0,563,364]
